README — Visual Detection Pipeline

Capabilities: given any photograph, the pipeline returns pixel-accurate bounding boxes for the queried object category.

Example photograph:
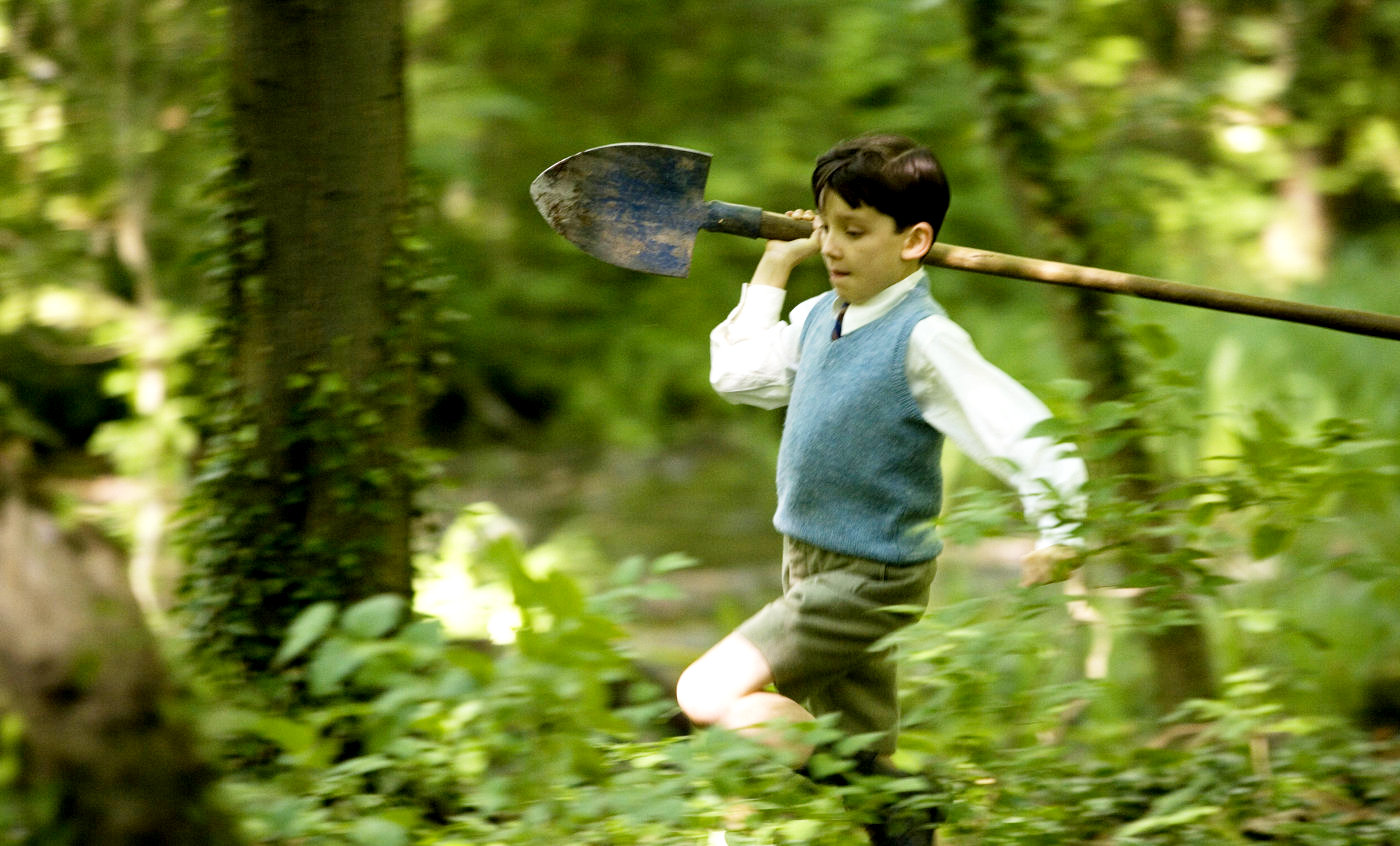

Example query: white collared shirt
[710,270,1087,549]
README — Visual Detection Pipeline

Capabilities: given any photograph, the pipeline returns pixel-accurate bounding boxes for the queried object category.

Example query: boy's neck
[846,262,923,305]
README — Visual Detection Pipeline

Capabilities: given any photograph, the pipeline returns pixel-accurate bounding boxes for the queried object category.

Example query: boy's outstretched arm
[904,315,1088,583]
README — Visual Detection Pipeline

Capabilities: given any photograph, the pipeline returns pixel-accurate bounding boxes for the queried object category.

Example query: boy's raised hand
[760,209,822,269]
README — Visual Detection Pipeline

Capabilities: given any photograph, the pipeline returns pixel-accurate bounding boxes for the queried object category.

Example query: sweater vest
[774,280,946,564]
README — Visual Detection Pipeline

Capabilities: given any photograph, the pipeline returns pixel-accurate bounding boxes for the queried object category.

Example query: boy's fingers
[1019,545,1081,587]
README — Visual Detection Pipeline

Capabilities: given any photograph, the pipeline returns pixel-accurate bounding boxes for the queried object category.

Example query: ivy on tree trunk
[180,0,427,669]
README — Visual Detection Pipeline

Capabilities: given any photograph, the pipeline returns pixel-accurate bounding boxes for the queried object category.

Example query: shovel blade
[530,143,712,277]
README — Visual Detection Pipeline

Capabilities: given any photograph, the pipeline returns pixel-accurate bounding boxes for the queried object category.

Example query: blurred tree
[959,0,1216,709]
[0,0,220,617]
[951,0,1400,710]
[0,442,240,846]
[181,0,425,667]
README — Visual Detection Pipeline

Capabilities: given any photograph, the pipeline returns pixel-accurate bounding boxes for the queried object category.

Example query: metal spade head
[529,143,712,277]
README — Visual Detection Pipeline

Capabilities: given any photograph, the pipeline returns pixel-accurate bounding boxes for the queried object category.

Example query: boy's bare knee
[677,633,776,726]
[676,663,730,726]
[721,691,778,730]
[722,691,814,734]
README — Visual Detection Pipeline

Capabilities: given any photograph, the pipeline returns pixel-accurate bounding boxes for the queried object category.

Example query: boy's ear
[900,222,935,261]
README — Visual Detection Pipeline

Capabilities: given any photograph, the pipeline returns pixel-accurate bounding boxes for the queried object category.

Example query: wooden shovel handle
[708,202,1400,339]
[925,243,1400,341]
[704,202,816,242]
[757,210,817,241]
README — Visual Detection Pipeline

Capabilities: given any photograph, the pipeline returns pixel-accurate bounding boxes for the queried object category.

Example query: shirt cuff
[729,283,787,334]
[1034,521,1084,551]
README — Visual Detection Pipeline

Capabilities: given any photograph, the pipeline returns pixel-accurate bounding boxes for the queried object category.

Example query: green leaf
[637,581,683,601]
[882,776,932,794]
[273,601,338,667]
[1250,523,1291,559]
[834,731,887,758]
[804,751,853,782]
[249,715,318,755]
[341,594,406,639]
[1026,415,1076,442]
[779,819,825,841]
[348,816,409,846]
[611,555,647,586]
[1047,378,1092,401]
[1088,401,1136,433]
[1186,497,1224,526]
[1116,804,1220,837]
[651,552,698,573]
[395,618,445,647]
[307,636,365,696]
[1130,322,1178,358]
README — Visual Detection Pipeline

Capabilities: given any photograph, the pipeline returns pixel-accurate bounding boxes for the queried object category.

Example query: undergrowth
[188,506,1400,845]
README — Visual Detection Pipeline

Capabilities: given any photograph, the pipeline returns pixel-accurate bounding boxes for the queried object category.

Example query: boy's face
[816,191,930,305]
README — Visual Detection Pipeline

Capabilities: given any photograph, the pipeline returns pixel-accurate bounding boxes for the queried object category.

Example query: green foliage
[1012,326,1398,600]
[906,322,1400,734]
[194,498,1400,845]
[7,0,1400,841]
[913,664,1400,845]
[408,0,996,448]
[949,718,1400,844]
[0,0,223,455]
[202,525,867,845]
[0,381,60,446]
[0,711,40,844]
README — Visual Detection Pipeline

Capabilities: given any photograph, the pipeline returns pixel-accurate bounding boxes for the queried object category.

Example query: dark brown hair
[811,133,950,240]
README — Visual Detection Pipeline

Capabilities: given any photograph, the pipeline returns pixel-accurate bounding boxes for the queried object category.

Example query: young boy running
[676,134,1087,845]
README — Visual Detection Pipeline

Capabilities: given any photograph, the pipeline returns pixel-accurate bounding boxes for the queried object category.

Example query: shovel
[530,143,1400,341]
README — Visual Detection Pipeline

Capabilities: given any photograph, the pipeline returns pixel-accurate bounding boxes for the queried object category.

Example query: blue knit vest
[774,278,946,564]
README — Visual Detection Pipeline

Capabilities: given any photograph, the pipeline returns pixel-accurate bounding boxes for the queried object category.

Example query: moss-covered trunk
[183,0,419,667]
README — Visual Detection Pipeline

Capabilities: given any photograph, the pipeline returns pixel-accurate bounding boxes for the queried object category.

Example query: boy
[675,134,1087,845]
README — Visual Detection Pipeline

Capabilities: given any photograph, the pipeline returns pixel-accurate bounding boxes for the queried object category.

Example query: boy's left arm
[906,315,1088,586]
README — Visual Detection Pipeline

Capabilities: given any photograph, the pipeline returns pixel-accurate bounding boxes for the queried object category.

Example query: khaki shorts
[737,537,935,755]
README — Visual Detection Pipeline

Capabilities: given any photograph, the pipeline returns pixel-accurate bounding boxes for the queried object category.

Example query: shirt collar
[831,268,927,335]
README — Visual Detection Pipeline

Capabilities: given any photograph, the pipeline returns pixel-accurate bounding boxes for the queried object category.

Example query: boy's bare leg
[677,631,816,765]
[680,632,940,845]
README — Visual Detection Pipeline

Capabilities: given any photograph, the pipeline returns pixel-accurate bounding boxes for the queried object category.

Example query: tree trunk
[183,0,419,666]
[0,443,240,846]
[959,0,1215,710]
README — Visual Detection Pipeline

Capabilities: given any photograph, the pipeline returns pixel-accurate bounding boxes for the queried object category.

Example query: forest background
[3,0,1400,843]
